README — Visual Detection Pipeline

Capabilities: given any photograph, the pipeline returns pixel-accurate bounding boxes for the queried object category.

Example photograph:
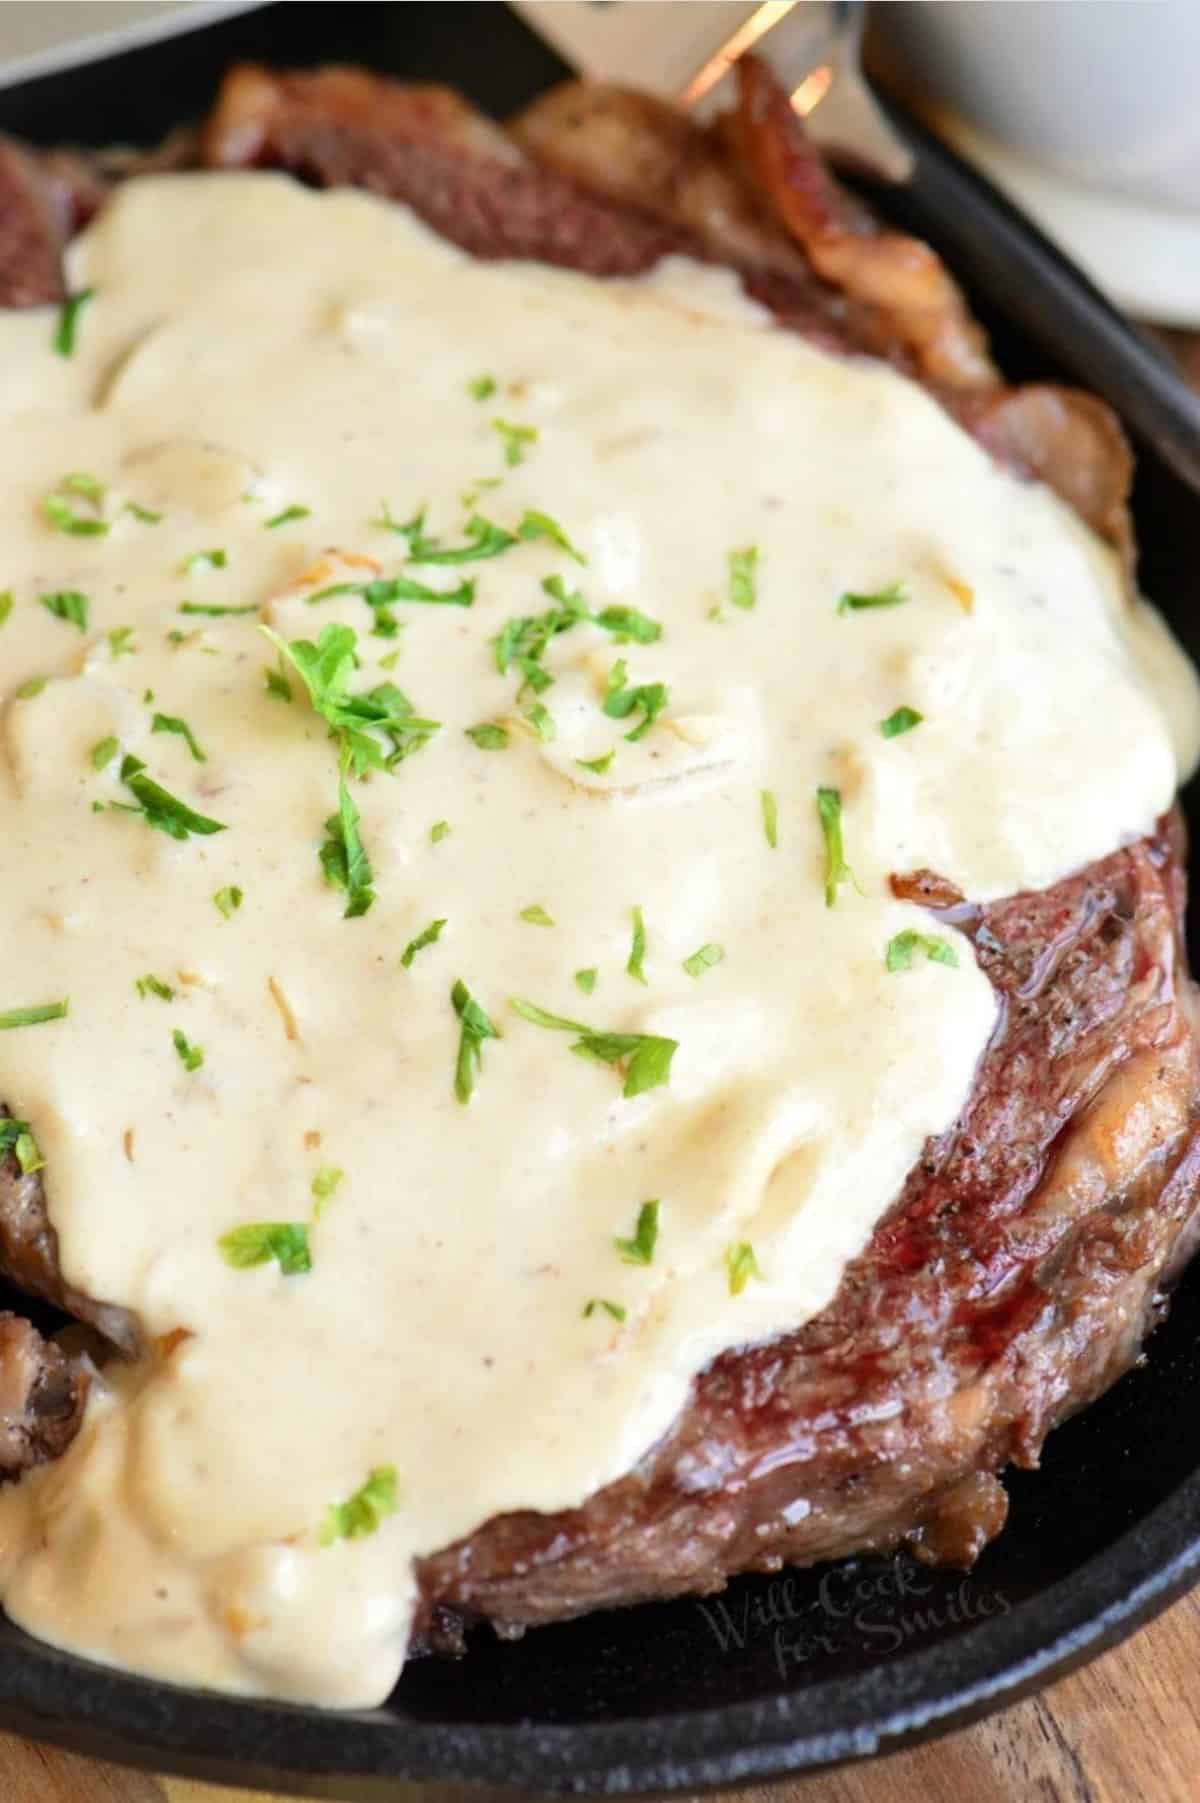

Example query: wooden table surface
[0,1582,1197,1802]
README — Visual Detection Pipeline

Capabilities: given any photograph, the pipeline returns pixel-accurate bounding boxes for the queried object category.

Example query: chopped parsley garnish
[517,509,586,565]
[431,819,452,844]
[493,582,588,675]
[219,1221,311,1276]
[135,975,175,1002]
[124,501,162,525]
[311,1166,344,1215]
[523,702,555,741]
[575,750,614,775]
[815,786,856,908]
[728,545,759,611]
[320,773,376,918]
[0,593,11,629]
[39,590,89,631]
[615,1200,660,1266]
[574,968,598,995]
[213,886,243,919]
[519,904,555,928]
[837,581,909,615]
[401,917,447,968]
[172,1028,204,1073]
[111,755,226,840]
[602,659,669,742]
[627,907,648,985]
[726,1241,763,1295]
[409,512,516,565]
[0,1119,43,1176]
[265,623,440,776]
[492,417,538,466]
[265,505,310,529]
[53,287,95,357]
[264,665,293,702]
[108,626,137,657]
[465,722,509,750]
[885,929,959,973]
[319,1465,398,1545]
[179,601,260,618]
[583,1298,626,1322]
[880,705,924,738]
[0,1001,68,1031]
[761,789,779,849]
[308,571,475,614]
[181,548,227,574]
[593,605,661,644]
[151,711,207,763]
[509,998,677,1099]
[16,677,47,700]
[90,736,119,771]
[43,473,107,537]
[451,980,500,1104]
[468,374,497,402]
[683,943,724,979]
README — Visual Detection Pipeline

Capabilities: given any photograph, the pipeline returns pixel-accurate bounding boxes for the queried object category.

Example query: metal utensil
[513,0,1200,495]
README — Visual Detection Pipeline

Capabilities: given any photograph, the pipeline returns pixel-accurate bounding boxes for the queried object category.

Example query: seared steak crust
[0,64,1194,1669]
[411,820,1200,1642]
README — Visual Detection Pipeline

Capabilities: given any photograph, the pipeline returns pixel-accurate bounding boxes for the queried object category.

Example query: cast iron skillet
[2,5,1199,1795]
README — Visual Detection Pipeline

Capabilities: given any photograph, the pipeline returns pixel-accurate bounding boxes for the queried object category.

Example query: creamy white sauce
[0,172,1195,1707]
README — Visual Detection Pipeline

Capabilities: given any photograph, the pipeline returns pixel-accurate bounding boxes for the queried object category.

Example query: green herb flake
[90,735,119,771]
[218,1221,311,1277]
[311,1166,344,1217]
[265,665,293,702]
[615,1199,660,1267]
[113,754,226,840]
[43,486,107,537]
[465,722,509,751]
[451,979,500,1104]
[602,659,669,742]
[320,773,375,919]
[401,917,447,969]
[492,417,538,467]
[519,905,555,928]
[53,287,95,357]
[135,975,175,1002]
[885,929,959,974]
[0,1119,45,1176]
[264,622,440,777]
[683,943,724,979]
[627,906,648,986]
[151,711,207,764]
[0,1001,69,1031]
[179,601,260,618]
[0,592,12,629]
[574,968,598,996]
[319,1465,398,1546]
[108,625,137,658]
[213,886,243,919]
[468,374,497,402]
[575,750,614,776]
[760,789,779,850]
[726,1241,763,1296]
[172,1028,204,1073]
[583,1298,626,1322]
[124,501,162,525]
[407,512,516,566]
[594,605,662,644]
[431,819,452,845]
[509,998,677,1100]
[39,590,89,631]
[523,702,555,742]
[880,705,924,739]
[16,677,47,700]
[836,581,909,615]
[181,548,227,574]
[517,509,587,565]
[265,505,310,529]
[816,785,857,908]
[728,545,759,611]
